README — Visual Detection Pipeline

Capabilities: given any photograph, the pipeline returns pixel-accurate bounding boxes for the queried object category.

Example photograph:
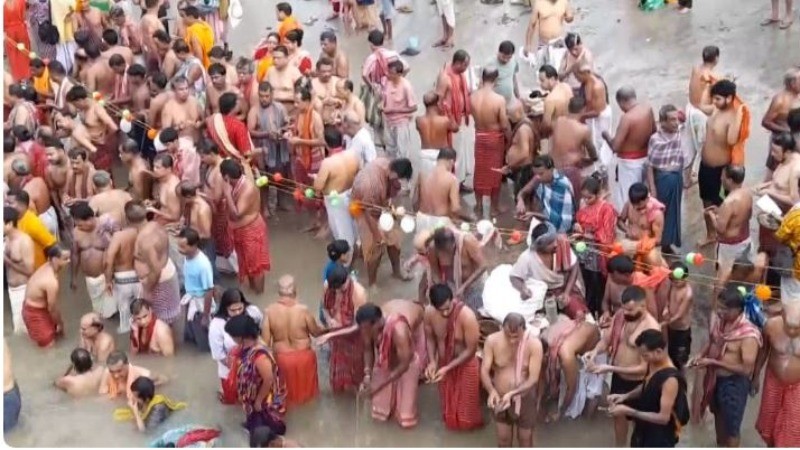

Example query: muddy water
[5,0,798,445]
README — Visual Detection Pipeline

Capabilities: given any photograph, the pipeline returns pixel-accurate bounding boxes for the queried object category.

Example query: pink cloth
[645,196,665,223]
[382,78,417,126]
[362,48,399,87]
[178,137,201,186]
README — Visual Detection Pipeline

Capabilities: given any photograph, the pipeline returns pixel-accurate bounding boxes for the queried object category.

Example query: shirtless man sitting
[480,313,544,447]
[129,298,175,356]
[617,182,666,269]
[585,286,661,447]
[755,132,800,210]
[314,143,361,249]
[99,350,165,400]
[23,243,70,348]
[89,170,133,224]
[55,348,105,397]
[413,148,468,235]
[78,312,115,363]
[550,96,598,194]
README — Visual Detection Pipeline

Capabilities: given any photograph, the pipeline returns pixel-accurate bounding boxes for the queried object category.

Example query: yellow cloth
[185,22,214,69]
[256,56,273,82]
[775,206,800,279]
[33,67,51,97]
[17,210,57,270]
[51,0,77,42]
[277,16,300,44]
[113,394,187,421]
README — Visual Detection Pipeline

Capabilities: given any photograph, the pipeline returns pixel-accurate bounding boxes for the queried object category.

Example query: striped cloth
[472,130,505,197]
[533,171,575,233]
[756,367,800,447]
[438,301,483,430]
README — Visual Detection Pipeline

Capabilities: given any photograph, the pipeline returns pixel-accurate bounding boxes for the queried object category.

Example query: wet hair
[659,104,678,122]
[718,285,744,310]
[171,76,190,90]
[482,66,499,83]
[628,182,649,203]
[45,242,68,259]
[49,60,67,76]
[272,45,288,57]
[154,153,174,169]
[10,159,29,177]
[635,329,666,351]
[106,350,129,366]
[607,254,635,274]
[30,58,45,69]
[124,200,147,223]
[367,30,384,46]
[3,135,15,153]
[297,88,313,103]
[159,127,179,144]
[532,154,554,169]
[503,312,526,329]
[616,86,637,103]
[355,303,383,325]
[92,170,112,188]
[66,85,89,102]
[197,139,220,155]
[120,138,141,155]
[127,64,146,78]
[529,222,550,243]
[208,63,227,77]
[710,79,736,98]
[388,60,404,74]
[178,227,200,246]
[236,57,255,73]
[12,126,32,142]
[326,263,350,289]
[320,30,337,43]
[621,285,646,304]
[130,298,151,316]
[286,29,304,46]
[581,176,601,195]
[701,45,720,64]
[539,64,558,80]
[172,39,191,54]
[452,49,470,65]
[208,46,230,60]
[276,2,292,15]
[564,32,581,50]
[183,5,201,18]
[437,148,457,161]
[178,181,197,198]
[70,348,94,374]
[324,125,343,149]
[498,40,515,56]
[215,288,252,319]
[327,240,350,261]
[220,158,243,180]
[432,228,456,250]
[343,79,354,92]
[68,147,88,161]
[102,29,119,46]
[429,284,454,308]
[8,188,30,207]
[4,207,19,226]
[149,71,169,90]
[70,201,96,221]
[130,376,156,402]
[144,0,159,8]
[772,131,796,152]
[219,92,238,115]
[153,30,171,45]
[724,164,745,184]
[84,42,101,59]
[225,314,261,339]
[389,158,413,180]
[250,426,279,447]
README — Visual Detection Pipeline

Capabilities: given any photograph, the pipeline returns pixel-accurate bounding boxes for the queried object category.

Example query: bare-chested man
[206,63,242,116]
[654,262,693,373]
[44,143,71,233]
[601,87,656,212]
[140,0,166,71]
[78,311,116,363]
[129,298,175,356]
[685,46,721,185]
[56,348,104,397]
[23,243,70,348]
[89,170,133,224]
[314,143,360,249]
[65,86,119,173]
[617,182,666,269]
[161,77,204,142]
[4,207,34,334]
[266,46,303,116]
[335,79,366,125]
[480,313,544,447]
[699,80,748,246]
[585,286,661,447]
[417,227,488,310]
[416,92,458,178]
[262,275,324,407]
[198,142,235,266]
[65,147,97,204]
[148,153,184,279]
[756,132,800,212]
[99,350,165,400]
[70,202,118,319]
[146,72,172,130]
[762,69,800,179]
[235,58,259,118]
[118,139,153,202]
[525,0,573,66]
[500,101,541,206]
[83,43,117,99]
[105,202,143,335]
[436,51,472,190]
[413,148,465,236]
[424,283,483,431]
[538,64,573,136]
[102,29,134,68]
[470,66,511,218]
[691,286,762,448]
[576,64,612,170]
[319,31,349,79]
[550,96,598,195]
[8,159,57,237]
[311,57,342,125]
[706,165,753,284]
[754,298,800,447]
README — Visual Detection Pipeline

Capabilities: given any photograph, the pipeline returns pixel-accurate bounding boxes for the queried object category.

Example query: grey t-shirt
[491,57,520,105]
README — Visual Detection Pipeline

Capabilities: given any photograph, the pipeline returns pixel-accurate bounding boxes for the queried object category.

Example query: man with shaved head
[77,312,115,363]
[262,275,325,407]
[89,170,133,225]
[416,91,458,179]
[498,99,539,203]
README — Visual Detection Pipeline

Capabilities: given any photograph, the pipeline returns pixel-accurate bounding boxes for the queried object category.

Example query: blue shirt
[183,251,214,297]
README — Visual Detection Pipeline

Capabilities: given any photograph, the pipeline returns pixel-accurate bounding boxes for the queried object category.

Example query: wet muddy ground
[4,0,800,446]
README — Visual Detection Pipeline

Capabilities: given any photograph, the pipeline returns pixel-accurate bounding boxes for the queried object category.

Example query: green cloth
[639,0,664,11]
[89,0,110,12]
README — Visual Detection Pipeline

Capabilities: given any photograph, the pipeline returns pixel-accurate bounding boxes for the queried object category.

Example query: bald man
[262,275,325,407]
[78,312,115,363]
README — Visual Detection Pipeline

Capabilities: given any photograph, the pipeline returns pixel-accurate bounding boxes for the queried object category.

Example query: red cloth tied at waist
[472,130,506,197]
[231,215,271,280]
[275,348,319,408]
[22,302,57,347]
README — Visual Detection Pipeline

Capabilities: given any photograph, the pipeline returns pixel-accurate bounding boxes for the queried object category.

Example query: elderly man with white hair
[343,110,377,168]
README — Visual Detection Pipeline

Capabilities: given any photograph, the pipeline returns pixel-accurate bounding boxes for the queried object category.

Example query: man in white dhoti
[314,140,361,248]
[413,149,465,235]
[70,202,119,319]
[4,207,34,334]
[436,51,474,190]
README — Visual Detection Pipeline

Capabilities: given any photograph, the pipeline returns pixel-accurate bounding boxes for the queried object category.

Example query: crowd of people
[2,0,800,447]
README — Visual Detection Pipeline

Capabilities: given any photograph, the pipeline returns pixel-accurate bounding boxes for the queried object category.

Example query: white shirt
[208,305,264,379]
[346,127,377,168]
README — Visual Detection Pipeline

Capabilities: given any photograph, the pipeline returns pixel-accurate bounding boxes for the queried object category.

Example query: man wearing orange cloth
[182,6,214,69]
[423,283,483,431]
[262,275,324,407]
[3,0,31,81]
[276,2,301,44]
[220,159,270,294]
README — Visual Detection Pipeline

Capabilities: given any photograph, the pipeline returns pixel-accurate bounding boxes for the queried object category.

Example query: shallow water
[5,0,799,445]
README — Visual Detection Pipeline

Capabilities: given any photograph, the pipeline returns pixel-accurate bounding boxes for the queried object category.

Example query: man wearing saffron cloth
[436,50,473,191]
[689,286,761,448]
[206,92,254,175]
[220,159,270,294]
[470,66,511,219]
[754,297,800,447]
[423,284,483,431]
[288,87,326,236]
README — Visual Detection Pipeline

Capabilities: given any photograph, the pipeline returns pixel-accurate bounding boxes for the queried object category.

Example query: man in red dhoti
[435,50,472,189]
[22,244,70,347]
[198,143,234,263]
[754,300,800,447]
[220,159,270,294]
[206,92,255,177]
[288,88,326,234]
[469,66,511,218]
[423,283,483,431]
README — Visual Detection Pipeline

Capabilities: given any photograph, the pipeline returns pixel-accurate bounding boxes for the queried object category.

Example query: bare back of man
[56,366,104,397]
[382,299,425,332]
[689,64,718,112]
[133,221,169,290]
[716,187,753,243]
[542,82,573,135]
[550,115,593,168]
[314,150,359,195]
[263,300,320,352]
[23,177,52,215]
[90,189,133,224]
[416,114,453,150]
[418,164,460,218]
[614,104,656,158]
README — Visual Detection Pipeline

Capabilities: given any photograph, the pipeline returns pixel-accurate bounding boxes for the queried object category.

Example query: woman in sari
[113,376,186,432]
[254,33,280,83]
[209,288,263,404]
[573,176,617,317]
[4,0,31,81]
[224,315,287,436]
